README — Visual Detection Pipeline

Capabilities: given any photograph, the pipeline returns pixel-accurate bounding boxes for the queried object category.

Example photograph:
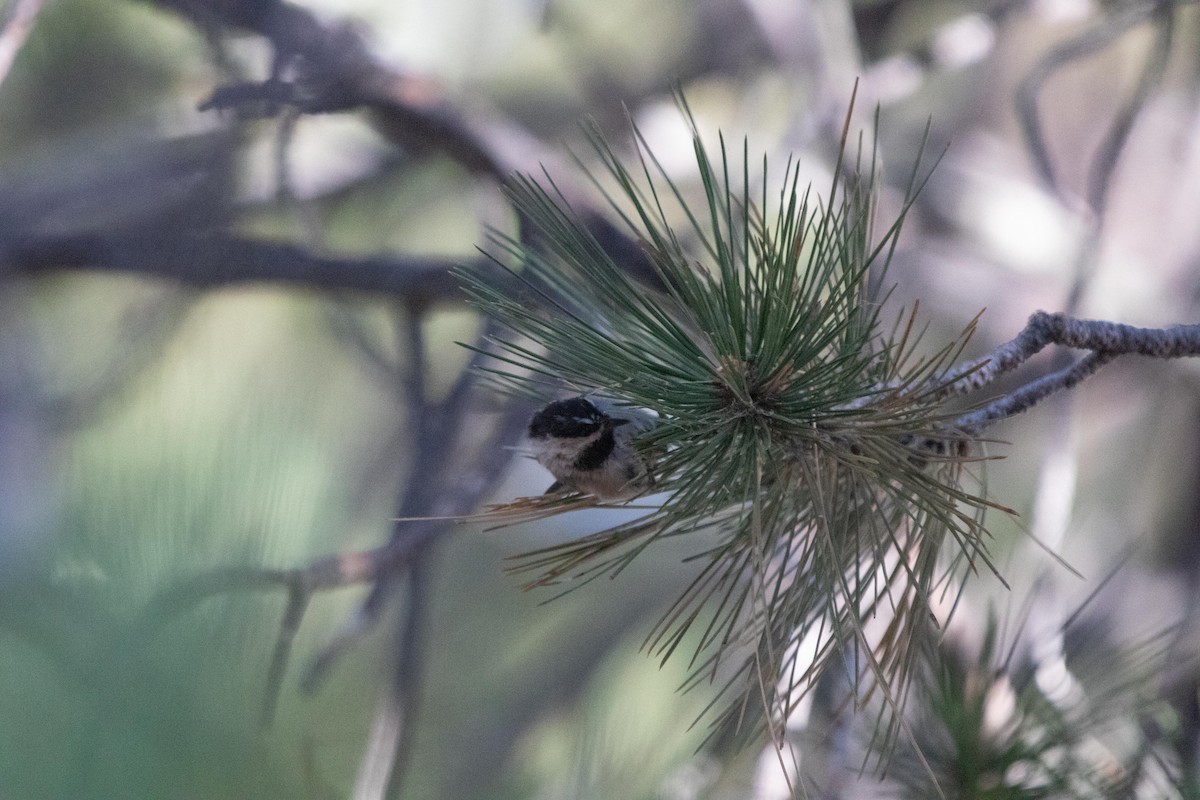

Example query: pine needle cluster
[461,103,1003,745]
[879,612,1179,798]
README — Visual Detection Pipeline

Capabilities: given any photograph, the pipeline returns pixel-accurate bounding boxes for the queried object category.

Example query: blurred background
[1,0,1199,797]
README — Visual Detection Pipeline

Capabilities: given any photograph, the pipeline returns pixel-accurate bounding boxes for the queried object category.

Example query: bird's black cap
[528,397,608,439]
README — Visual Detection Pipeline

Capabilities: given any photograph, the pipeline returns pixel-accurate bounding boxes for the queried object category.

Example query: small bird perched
[527,396,657,500]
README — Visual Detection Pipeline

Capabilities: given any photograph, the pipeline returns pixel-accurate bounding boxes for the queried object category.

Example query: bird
[526,395,657,500]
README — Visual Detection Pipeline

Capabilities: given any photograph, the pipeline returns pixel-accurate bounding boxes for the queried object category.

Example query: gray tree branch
[949,312,1200,431]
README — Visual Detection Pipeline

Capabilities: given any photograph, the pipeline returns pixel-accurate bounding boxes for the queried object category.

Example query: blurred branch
[0,0,44,87]
[0,0,663,300]
[152,0,662,279]
[1084,2,1175,222]
[352,545,435,800]
[0,124,471,304]
[856,0,1025,107]
[346,303,436,799]
[11,230,469,304]
[159,0,515,179]
[303,309,442,699]
[1015,2,1164,203]
[143,525,446,727]
[150,549,388,622]
[324,314,536,800]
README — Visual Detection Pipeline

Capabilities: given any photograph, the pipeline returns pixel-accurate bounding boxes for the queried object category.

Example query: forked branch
[945,312,1200,432]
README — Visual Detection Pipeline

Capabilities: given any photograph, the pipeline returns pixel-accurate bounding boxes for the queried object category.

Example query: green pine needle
[459,99,1008,750]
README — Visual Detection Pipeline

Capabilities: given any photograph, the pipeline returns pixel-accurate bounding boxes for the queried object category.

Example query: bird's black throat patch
[572,427,616,471]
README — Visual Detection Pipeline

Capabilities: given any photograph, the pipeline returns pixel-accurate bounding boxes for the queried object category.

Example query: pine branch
[459,97,1200,765]
[462,100,1003,753]
[944,312,1200,431]
[956,351,1114,433]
